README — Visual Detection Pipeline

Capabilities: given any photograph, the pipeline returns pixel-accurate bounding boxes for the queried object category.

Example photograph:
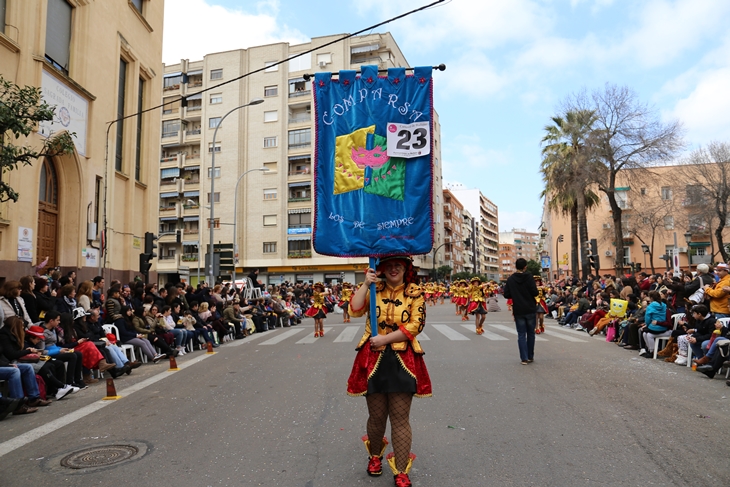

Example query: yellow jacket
[351,282,425,353]
[705,273,730,315]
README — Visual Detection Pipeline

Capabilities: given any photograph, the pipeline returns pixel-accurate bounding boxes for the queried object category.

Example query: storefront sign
[38,70,89,156]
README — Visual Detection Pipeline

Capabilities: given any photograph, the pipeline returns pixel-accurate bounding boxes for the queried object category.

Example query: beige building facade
[543,164,729,279]
[158,33,443,286]
[0,0,163,283]
[499,243,516,282]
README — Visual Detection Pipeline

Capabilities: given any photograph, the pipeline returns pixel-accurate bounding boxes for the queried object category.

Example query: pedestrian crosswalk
[246,322,589,346]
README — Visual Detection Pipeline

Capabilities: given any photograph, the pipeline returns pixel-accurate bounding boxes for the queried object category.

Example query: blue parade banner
[312,65,434,258]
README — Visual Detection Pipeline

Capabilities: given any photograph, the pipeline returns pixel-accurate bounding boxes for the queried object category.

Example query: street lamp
[555,234,564,278]
[209,98,264,285]
[684,231,692,273]
[232,167,269,289]
[641,243,650,270]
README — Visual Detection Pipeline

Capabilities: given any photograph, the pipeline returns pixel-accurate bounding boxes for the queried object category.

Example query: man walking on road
[503,258,539,365]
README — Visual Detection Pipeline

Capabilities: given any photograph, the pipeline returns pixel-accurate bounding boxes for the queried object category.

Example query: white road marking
[432,324,470,341]
[540,328,588,342]
[460,324,509,340]
[227,329,277,347]
[490,324,548,341]
[417,332,430,340]
[0,352,213,458]
[333,326,361,343]
[259,328,305,345]
[296,328,332,344]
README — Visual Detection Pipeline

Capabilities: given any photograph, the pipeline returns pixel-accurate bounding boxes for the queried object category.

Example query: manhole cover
[61,445,139,469]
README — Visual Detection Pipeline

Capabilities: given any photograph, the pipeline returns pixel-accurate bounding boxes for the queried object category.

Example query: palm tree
[541,110,601,279]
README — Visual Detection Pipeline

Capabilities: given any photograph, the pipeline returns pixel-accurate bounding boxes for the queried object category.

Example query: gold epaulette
[405,283,423,298]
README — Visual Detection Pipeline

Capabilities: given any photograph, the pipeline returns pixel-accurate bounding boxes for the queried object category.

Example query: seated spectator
[639,291,669,357]
[54,284,77,315]
[42,311,85,389]
[76,281,94,312]
[0,280,33,329]
[0,345,47,415]
[189,301,217,347]
[158,305,186,355]
[22,324,74,400]
[116,306,163,363]
[675,304,716,365]
[222,300,247,339]
[58,312,115,384]
[703,263,730,319]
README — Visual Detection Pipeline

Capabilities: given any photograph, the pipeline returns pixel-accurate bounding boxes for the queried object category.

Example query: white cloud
[498,210,542,233]
[162,0,309,64]
[671,67,730,144]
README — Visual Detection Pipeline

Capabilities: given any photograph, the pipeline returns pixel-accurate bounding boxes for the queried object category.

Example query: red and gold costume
[346,281,432,398]
[338,285,353,308]
[423,282,435,301]
[466,279,488,314]
[304,288,327,318]
[455,281,469,307]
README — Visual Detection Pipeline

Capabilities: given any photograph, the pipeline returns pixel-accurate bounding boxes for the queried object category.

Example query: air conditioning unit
[604,250,613,256]
[602,223,611,229]
[319,61,328,68]
[677,247,688,253]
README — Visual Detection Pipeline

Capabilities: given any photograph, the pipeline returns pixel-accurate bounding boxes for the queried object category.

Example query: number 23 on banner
[386,122,431,158]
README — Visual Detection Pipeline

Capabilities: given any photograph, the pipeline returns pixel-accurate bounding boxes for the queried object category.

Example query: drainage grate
[61,445,139,469]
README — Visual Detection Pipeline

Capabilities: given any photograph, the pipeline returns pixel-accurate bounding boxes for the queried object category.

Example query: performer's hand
[363,268,378,285]
[370,334,388,348]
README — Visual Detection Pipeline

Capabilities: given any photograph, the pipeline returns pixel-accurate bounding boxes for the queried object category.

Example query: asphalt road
[1,297,729,486]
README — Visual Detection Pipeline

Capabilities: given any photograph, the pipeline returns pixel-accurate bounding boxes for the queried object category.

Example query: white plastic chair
[103,324,137,363]
[652,313,684,359]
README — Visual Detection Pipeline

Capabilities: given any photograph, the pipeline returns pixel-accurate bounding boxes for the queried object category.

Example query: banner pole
[369,257,379,336]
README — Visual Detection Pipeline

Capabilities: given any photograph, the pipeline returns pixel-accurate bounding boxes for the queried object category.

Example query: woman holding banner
[347,256,431,487]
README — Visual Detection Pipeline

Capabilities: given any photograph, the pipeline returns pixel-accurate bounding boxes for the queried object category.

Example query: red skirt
[75,341,104,369]
[456,297,468,307]
[467,301,487,314]
[305,306,326,318]
[347,342,432,398]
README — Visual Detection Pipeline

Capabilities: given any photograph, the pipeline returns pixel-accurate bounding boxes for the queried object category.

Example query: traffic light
[144,232,158,257]
[139,252,153,275]
[588,238,600,272]
[557,234,564,242]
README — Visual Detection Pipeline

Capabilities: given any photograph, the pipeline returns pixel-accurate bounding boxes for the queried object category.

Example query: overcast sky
[163,0,730,232]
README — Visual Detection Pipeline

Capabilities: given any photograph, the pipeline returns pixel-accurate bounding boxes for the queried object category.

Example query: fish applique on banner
[313,65,434,258]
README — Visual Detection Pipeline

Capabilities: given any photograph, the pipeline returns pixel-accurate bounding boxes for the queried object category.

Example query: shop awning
[183,165,199,171]
[351,44,379,54]
[288,181,311,188]
[160,192,178,198]
[186,69,203,76]
[183,216,199,222]
[288,154,311,161]
[186,93,202,100]
[160,216,178,221]
[161,167,180,178]
[288,208,311,214]
[183,191,199,197]
[164,72,182,78]
[287,236,311,241]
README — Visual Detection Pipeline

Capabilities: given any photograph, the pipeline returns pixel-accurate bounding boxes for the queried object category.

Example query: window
[161,167,180,179]
[207,218,220,229]
[689,214,708,233]
[263,242,277,253]
[263,137,277,148]
[263,215,277,226]
[135,78,144,182]
[162,96,180,115]
[288,128,311,149]
[131,0,143,14]
[685,185,704,205]
[207,192,220,203]
[115,59,127,171]
[623,248,631,266]
[263,188,277,200]
[264,110,278,123]
[288,183,310,201]
[696,247,707,257]
[288,54,311,72]
[639,188,646,195]
[264,85,278,97]
[263,161,277,172]
[162,120,179,137]
[45,0,73,74]
[288,78,311,96]
[210,69,223,80]
[209,117,221,129]
[265,61,278,72]
[208,142,221,152]
[615,190,629,209]
[207,167,221,178]
[664,215,674,230]
[288,239,311,256]
[163,75,182,90]
[288,212,311,229]
[210,94,222,104]
[661,186,673,200]
[0,0,6,34]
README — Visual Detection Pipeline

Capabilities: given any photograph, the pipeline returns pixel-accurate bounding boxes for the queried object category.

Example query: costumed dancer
[437,282,446,305]
[424,281,435,306]
[339,282,353,323]
[347,256,431,487]
[458,280,470,320]
[452,280,460,314]
[466,277,488,334]
[534,276,549,334]
[304,282,329,337]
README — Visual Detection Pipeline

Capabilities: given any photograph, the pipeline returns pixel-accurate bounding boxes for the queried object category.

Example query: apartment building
[445,185,500,280]
[543,164,728,278]
[462,210,476,274]
[158,33,443,286]
[0,1,163,283]
[499,243,516,282]
[441,188,466,275]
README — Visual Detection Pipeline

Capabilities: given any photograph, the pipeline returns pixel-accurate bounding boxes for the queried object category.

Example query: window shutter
[45,0,73,70]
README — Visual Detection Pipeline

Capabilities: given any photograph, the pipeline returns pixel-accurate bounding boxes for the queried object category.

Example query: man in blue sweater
[503,258,539,365]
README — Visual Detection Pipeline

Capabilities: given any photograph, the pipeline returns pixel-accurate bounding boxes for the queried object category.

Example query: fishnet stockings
[366,393,413,472]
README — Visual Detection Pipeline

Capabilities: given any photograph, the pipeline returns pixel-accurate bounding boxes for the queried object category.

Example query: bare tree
[624,187,676,274]
[564,85,684,274]
[676,142,730,262]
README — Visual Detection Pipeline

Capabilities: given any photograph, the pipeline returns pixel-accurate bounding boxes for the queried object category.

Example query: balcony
[156,258,180,273]
[288,196,312,203]
[162,131,179,139]
[182,205,199,217]
[183,228,199,235]
[163,84,180,92]
[160,179,177,188]
[288,90,311,99]
[183,179,200,192]
[159,206,177,213]
[185,129,201,142]
[289,113,311,124]
[181,253,199,262]
[288,250,312,258]
[288,142,311,150]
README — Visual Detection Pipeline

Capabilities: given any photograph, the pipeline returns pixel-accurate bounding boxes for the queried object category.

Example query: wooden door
[37,158,59,268]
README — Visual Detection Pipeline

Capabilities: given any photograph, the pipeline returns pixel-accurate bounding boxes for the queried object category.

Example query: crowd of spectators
[0,268,342,421]
[541,264,730,386]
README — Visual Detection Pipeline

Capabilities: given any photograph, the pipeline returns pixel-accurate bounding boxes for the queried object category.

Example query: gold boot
[362,435,388,476]
[386,452,416,487]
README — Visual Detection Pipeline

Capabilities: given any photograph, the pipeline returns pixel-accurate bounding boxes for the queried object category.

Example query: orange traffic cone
[168,355,180,371]
[102,377,122,400]
[206,342,216,354]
